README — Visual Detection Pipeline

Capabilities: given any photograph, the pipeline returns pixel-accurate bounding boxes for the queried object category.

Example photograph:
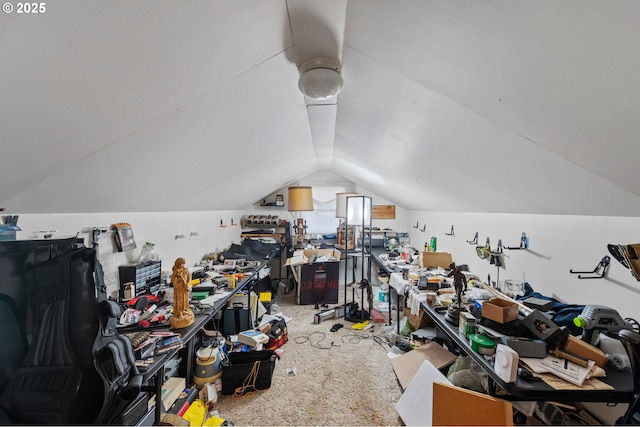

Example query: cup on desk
[402,269,409,280]
[426,291,437,306]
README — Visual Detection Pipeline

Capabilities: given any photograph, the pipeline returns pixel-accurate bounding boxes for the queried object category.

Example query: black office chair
[617,329,640,425]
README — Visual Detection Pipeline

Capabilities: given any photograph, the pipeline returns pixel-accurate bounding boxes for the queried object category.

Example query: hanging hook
[413,221,420,229]
[485,237,491,252]
[569,256,611,279]
[467,232,478,245]
[420,224,426,232]
[220,219,227,228]
[445,225,455,236]
[506,232,529,250]
[231,218,237,226]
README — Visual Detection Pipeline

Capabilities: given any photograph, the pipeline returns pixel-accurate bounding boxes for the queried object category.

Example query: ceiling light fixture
[298,57,344,100]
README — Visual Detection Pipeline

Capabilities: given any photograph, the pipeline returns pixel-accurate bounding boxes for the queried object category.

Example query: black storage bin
[221,350,278,395]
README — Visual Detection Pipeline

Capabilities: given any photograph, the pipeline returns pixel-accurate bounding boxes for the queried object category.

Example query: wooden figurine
[169,257,195,329]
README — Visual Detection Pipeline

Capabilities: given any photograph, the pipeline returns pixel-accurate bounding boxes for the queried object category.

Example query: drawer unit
[119,261,162,299]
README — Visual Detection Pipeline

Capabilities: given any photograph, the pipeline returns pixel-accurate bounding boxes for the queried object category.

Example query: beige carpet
[213,286,404,426]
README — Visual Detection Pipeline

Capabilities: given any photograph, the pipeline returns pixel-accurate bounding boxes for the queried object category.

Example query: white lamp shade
[346,196,372,224]
[336,192,358,218]
[288,186,314,211]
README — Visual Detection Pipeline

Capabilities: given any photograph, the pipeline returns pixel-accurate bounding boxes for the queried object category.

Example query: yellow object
[190,278,201,286]
[182,399,206,426]
[259,292,272,302]
[203,415,226,426]
[352,320,369,330]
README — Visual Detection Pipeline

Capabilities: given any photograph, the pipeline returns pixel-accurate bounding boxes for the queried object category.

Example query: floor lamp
[335,192,357,250]
[344,195,372,321]
[288,186,314,249]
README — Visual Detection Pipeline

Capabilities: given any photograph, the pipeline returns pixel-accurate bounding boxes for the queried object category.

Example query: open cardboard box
[285,249,341,305]
[482,297,519,324]
[419,252,453,268]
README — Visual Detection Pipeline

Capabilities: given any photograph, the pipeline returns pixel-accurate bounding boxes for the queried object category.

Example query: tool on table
[573,305,633,345]
[550,348,589,367]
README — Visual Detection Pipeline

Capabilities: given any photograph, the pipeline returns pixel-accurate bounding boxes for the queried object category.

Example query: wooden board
[372,205,395,219]
[432,382,513,426]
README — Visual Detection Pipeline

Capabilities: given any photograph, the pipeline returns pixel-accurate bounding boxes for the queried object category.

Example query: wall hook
[506,232,529,250]
[467,232,478,245]
[413,221,420,229]
[570,256,611,279]
[231,218,237,226]
[420,224,426,232]
[495,239,503,254]
[485,237,491,252]
[445,225,455,236]
[220,219,227,228]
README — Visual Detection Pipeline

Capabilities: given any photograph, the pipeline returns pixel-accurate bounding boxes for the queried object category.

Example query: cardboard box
[419,252,453,268]
[390,342,457,389]
[285,249,341,305]
[403,306,433,330]
[563,335,609,367]
[432,382,514,426]
[482,297,519,324]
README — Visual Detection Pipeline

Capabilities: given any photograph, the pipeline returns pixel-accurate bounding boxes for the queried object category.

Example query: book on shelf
[168,385,198,416]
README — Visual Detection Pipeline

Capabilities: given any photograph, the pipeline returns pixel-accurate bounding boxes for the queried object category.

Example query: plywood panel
[432,382,513,426]
[372,205,395,219]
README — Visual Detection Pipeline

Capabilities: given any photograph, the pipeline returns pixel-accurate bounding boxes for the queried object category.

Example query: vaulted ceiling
[2,0,640,216]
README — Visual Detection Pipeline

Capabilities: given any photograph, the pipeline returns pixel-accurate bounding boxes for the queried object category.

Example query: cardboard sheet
[432,382,513,426]
[395,360,451,426]
[390,342,457,390]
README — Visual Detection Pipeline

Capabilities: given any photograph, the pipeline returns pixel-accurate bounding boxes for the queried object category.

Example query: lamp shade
[288,186,314,211]
[336,192,358,218]
[346,196,372,224]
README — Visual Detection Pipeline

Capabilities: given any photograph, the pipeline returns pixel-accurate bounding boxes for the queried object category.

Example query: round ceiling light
[298,57,344,100]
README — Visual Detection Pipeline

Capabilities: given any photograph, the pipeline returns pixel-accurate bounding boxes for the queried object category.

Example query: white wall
[407,211,640,319]
[14,210,244,297]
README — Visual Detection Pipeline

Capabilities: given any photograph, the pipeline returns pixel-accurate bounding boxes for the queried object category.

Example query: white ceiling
[2,0,640,216]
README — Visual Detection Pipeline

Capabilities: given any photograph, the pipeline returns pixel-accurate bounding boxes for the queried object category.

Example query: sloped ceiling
[2,0,640,216]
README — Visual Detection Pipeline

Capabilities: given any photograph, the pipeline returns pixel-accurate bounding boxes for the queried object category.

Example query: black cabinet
[118,261,162,299]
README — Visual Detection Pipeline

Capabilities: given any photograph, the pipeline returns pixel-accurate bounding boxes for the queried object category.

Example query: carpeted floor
[213,285,404,426]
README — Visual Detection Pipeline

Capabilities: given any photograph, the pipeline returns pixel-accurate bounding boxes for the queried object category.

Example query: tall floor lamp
[344,195,372,321]
[288,186,314,249]
[335,192,357,250]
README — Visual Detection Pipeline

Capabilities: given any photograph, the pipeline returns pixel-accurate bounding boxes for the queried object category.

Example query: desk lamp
[288,186,314,249]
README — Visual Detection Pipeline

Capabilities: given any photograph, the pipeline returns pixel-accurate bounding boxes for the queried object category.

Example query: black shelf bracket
[467,232,478,245]
[445,225,455,236]
[570,256,611,279]
[506,232,529,250]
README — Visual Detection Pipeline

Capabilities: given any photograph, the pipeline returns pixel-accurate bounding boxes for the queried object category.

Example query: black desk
[371,248,402,332]
[421,301,635,403]
[138,257,272,424]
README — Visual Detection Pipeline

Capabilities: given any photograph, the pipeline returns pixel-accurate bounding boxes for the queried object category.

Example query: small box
[521,309,560,341]
[503,337,547,358]
[403,306,433,330]
[563,335,608,367]
[482,298,519,324]
[522,297,552,312]
[459,312,476,337]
